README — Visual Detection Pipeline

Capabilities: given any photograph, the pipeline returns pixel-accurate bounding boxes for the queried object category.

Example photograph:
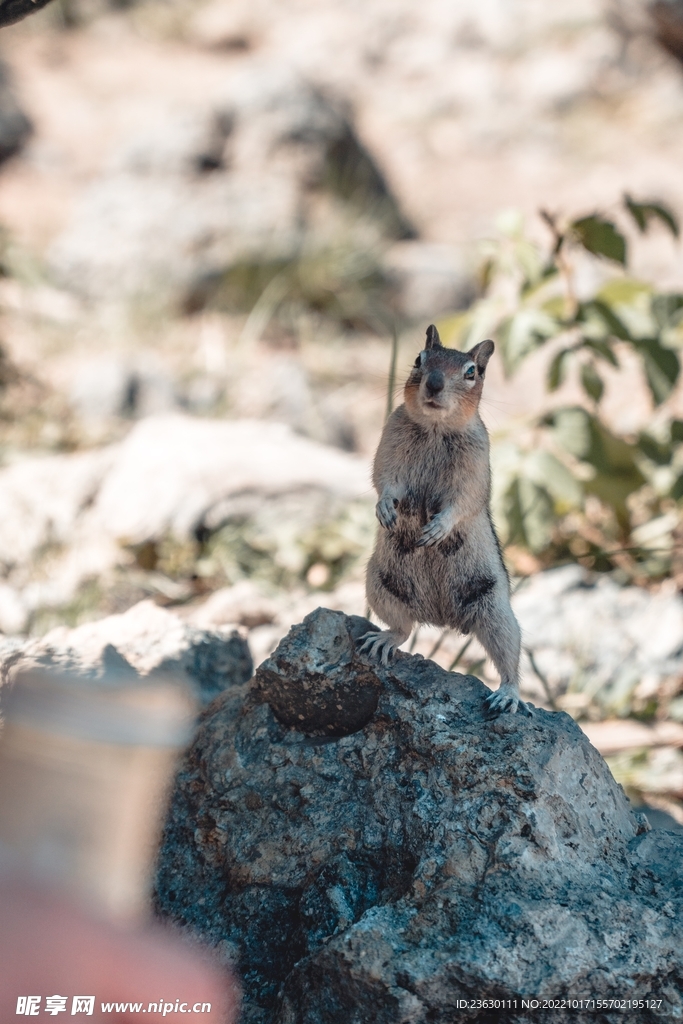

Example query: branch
[0,0,56,28]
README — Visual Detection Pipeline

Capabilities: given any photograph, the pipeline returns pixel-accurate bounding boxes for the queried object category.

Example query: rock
[0,60,31,164]
[88,414,369,544]
[155,607,683,1024]
[0,446,115,571]
[0,415,368,560]
[253,609,381,736]
[0,415,370,627]
[50,65,412,307]
[0,600,253,706]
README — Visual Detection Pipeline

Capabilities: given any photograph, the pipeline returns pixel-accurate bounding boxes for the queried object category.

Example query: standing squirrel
[359,324,530,717]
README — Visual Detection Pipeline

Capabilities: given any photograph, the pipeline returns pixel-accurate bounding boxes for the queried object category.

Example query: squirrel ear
[425,324,443,350]
[468,339,494,372]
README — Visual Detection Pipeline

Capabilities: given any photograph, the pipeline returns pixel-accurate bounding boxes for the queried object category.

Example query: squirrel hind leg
[484,684,532,719]
[470,595,532,719]
[359,582,414,666]
[357,627,411,666]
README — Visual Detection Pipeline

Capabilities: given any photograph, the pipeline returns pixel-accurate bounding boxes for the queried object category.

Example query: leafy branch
[440,194,683,580]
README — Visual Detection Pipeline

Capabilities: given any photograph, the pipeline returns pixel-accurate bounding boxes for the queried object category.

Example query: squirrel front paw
[416,511,452,547]
[376,495,398,530]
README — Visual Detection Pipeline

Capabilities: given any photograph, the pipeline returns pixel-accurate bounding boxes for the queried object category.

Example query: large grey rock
[0,600,253,706]
[154,607,683,1024]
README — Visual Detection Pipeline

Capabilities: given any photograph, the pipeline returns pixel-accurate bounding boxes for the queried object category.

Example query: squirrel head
[403,324,494,429]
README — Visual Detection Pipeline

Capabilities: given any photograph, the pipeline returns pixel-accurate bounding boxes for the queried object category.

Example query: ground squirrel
[359,324,530,717]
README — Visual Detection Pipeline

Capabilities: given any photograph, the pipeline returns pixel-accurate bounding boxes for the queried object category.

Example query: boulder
[0,415,370,632]
[154,607,683,1024]
[0,600,253,706]
[88,414,369,544]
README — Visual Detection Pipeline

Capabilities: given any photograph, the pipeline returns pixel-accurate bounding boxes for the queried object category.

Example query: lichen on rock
[155,607,683,1023]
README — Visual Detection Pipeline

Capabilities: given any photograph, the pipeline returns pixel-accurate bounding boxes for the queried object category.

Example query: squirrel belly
[367,505,505,634]
[359,324,530,718]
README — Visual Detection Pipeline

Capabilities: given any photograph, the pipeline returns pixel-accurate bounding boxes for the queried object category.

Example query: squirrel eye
[414,356,421,368]
[464,365,476,380]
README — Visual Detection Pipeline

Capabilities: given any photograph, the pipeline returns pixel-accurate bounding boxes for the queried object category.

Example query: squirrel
[358,323,530,717]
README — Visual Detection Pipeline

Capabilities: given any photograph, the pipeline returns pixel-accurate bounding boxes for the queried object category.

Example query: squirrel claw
[357,630,401,666]
[484,687,532,719]
[376,497,397,531]
[417,514,450,547]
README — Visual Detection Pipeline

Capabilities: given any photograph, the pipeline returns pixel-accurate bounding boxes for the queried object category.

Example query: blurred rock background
[2,0,683,823]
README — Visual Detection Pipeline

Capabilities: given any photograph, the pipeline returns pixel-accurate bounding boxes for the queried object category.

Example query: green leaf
[523,450,583,511]
[651,293,683,331]
[637,433,673,466]
[478,258,494,292]
[548,407,646,529]
[498,308,559,374]
[581,338,619,367]
[671,420,683,444]
[548,407,593,461]
[547,348,571,391]
[671,472,683,501]
[578,299,631,341]
[581,363,604,403]
[599,278,651,306]
[571,215,627,266]
[624,194,680,239]
[635,338,680,406]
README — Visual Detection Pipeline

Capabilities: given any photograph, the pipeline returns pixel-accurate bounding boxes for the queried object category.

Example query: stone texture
[253,609,381,736]
[0,600,253,706]
[155,608,683,1024]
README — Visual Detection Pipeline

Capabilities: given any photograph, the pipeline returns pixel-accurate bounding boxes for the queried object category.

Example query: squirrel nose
[425,370,445,396]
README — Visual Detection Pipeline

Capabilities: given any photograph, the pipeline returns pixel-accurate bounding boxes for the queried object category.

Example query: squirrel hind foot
[357,629,407,667]
[484,685,533,719]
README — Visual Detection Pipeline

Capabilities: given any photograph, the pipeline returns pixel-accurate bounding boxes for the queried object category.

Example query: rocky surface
[154,607,683,1024]
[0,599,252,706]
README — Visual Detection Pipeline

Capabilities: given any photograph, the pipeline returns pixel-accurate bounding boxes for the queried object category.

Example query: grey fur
[359,324,530,717]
